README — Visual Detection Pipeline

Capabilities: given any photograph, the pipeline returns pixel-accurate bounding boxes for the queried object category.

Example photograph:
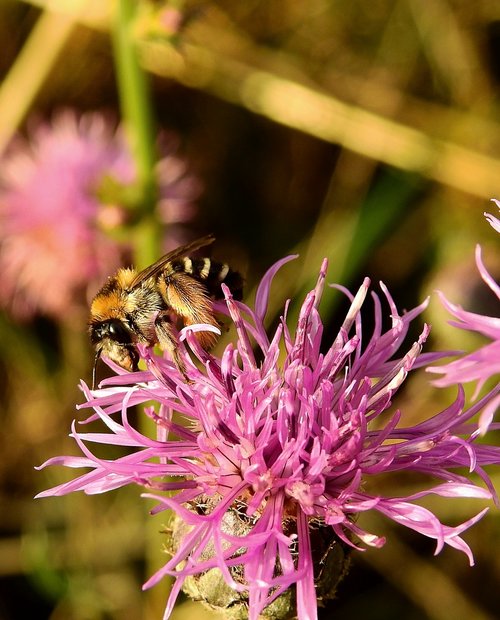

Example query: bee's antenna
[92,350,101,390]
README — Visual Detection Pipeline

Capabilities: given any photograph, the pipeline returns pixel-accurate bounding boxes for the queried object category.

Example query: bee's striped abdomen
[171,257,243,300]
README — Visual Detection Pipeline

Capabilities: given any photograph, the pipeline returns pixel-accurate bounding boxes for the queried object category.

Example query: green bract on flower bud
[165,498,350,619]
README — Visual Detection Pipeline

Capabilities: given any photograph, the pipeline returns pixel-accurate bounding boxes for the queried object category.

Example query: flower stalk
[112,0,160,268]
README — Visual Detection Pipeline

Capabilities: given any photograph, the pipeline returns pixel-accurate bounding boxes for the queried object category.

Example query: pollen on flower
[286,481,316,509]
[247,470,274,495]
[397,438,439,454]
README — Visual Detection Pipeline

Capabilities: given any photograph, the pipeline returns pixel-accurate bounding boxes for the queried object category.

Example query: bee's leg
[154,312,188,378]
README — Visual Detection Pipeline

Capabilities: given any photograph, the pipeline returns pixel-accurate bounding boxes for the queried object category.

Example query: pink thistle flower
[427,212,500,408]
[0,110,200,320]
[37,257,500,620]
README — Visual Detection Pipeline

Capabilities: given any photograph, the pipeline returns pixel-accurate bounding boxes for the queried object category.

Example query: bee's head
[89,319,139,388]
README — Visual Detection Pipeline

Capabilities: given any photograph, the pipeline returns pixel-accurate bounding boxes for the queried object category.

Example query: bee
[89,235,243,387]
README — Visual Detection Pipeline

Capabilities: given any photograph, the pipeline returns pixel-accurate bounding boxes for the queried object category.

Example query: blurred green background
[0,1,499,619]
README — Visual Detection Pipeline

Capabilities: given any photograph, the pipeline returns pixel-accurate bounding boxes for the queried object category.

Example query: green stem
[112,0,160,268]
[0,9,77,155]
[112,3,171,608]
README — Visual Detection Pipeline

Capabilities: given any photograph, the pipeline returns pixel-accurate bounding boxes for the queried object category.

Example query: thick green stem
[112,0,160,268]
[112,4,171,609]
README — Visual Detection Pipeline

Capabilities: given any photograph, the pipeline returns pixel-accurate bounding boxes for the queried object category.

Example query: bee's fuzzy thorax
[89,269,137,323]
[116,268,138,290]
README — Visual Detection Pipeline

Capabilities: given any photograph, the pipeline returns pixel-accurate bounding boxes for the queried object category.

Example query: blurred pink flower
[38,256,500,620]
[485,199,500,233]
[428,212,500,406]
[0,110,201,320]
[154,133,201,230]
[158,7,183,35]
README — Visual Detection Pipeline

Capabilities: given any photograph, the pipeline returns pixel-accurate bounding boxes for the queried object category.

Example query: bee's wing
[129,234,216,290]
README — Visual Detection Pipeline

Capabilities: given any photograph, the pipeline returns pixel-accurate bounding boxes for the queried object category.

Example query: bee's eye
[107,320,131,343]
